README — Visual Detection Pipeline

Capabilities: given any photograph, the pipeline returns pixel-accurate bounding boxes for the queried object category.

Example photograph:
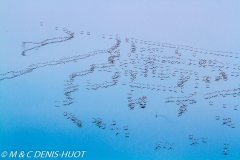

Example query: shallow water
[1,1,240,160]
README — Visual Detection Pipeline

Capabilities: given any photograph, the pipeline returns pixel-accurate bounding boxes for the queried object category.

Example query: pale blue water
[1,1,240,160]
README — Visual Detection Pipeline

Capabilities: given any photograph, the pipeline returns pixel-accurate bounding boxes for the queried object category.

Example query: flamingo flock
[1,25,239,157]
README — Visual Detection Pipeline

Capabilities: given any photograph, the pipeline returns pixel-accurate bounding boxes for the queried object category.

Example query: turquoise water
[1,1,240,160]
